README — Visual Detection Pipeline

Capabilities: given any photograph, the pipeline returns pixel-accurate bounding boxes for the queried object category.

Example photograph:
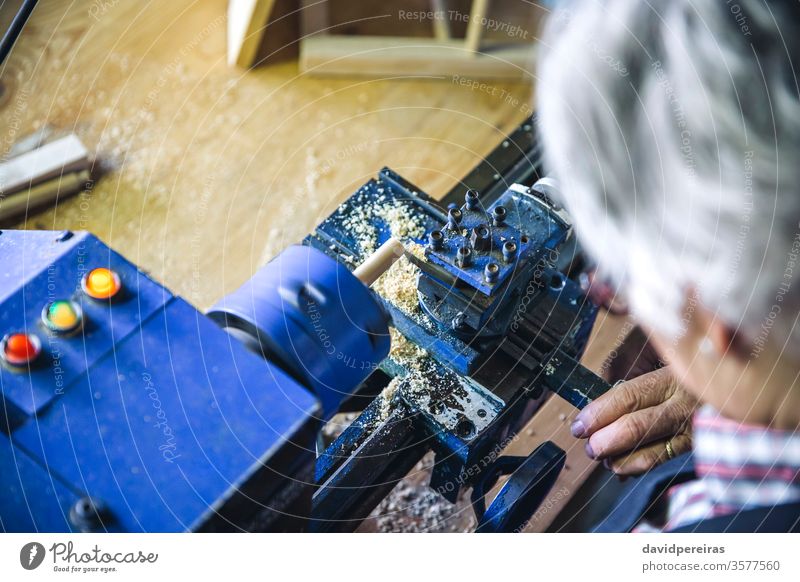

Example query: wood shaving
[388,327,427,365]
[362,452,477,533]
[372,255,421,315]
[379,376,401,420]
[378,329,430,421]
[340,193,426,255]
[405,240,427,262]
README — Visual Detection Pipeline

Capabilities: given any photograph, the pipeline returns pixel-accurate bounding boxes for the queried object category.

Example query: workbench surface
[1,0,626,532]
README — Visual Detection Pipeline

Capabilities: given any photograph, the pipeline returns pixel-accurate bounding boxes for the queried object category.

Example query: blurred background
[0,0,545,311]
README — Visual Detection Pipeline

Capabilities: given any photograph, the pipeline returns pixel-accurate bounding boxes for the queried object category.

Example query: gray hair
[537,0,800,354]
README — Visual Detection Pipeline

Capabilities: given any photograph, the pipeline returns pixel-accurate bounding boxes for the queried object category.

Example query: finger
[585,397,689,459]
[572,367,676,437]
[606,434,692,476]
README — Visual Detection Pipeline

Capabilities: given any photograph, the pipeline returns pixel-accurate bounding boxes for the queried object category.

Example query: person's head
[537,0,800,426]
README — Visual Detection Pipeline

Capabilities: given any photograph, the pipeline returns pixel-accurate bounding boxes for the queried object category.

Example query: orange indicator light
[82,268,121,300]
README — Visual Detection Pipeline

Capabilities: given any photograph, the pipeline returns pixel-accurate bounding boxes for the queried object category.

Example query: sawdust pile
[388,327,426,364]
[341,194,426,255]
[378,328,430,421]
[369,243,438,421]
[372,255,421,315]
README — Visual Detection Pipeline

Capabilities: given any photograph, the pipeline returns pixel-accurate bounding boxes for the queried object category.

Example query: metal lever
[471,441,566,533]
[540,348,613,409]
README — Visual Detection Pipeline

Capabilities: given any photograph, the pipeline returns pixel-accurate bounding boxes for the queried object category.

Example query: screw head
[456,245,473,267]
[447,208,463,228]
[470,224,491,251]
[427,229,444,250]
[492,205,507,226]
[465,189,480,210]
[69,497,109,532]
[502,240,517,262]
[484,262,500,283]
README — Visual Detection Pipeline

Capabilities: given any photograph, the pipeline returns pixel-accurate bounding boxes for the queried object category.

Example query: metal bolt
[451,312,465,330]
[484,262,500,283]
[456,419,476,440]
[469,224,491,251]
[427,229,444,251]
[447,208,463,229]
[502,240,517,263]
[492,205,507,226]
[456,245,472,267]
[465,189,480,210]
[69,496,109,532]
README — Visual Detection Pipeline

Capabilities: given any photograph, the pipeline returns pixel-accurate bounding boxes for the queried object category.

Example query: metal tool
[306,164,610,531]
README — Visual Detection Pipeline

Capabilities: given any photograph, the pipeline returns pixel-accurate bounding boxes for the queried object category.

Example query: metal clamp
[471,441,566,533]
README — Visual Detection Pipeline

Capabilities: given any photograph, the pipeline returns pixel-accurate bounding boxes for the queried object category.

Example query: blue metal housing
[208,244,391,420]
[0,230,318,532]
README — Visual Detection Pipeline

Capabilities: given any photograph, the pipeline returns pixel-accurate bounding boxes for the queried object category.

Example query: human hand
[570,366,698,476]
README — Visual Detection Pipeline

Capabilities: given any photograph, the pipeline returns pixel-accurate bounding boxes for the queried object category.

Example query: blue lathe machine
[0,119,610,532]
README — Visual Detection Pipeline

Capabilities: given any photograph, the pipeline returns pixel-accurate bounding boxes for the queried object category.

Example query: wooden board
[300,35,536,79]
[0,134,88,194]
[227,0,278,68]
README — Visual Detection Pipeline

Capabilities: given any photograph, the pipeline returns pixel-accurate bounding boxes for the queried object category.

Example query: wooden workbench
[1,0,625,532]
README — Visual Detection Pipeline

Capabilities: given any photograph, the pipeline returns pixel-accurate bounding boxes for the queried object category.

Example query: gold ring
[665,440,675,460]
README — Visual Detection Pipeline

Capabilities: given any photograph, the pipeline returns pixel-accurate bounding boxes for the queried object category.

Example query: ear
[683,288,742,359]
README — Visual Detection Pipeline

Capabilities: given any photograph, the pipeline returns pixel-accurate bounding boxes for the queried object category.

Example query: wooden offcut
[0,170,90,223]
[300,36,534,80]
[227,0,278,68]
[0,134,89,196]
[231,0,536,79]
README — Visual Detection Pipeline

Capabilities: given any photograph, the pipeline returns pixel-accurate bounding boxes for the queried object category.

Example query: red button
[1,333,41,367]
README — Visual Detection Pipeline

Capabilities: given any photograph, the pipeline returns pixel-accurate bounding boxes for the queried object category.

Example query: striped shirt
[637,404,800,532]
